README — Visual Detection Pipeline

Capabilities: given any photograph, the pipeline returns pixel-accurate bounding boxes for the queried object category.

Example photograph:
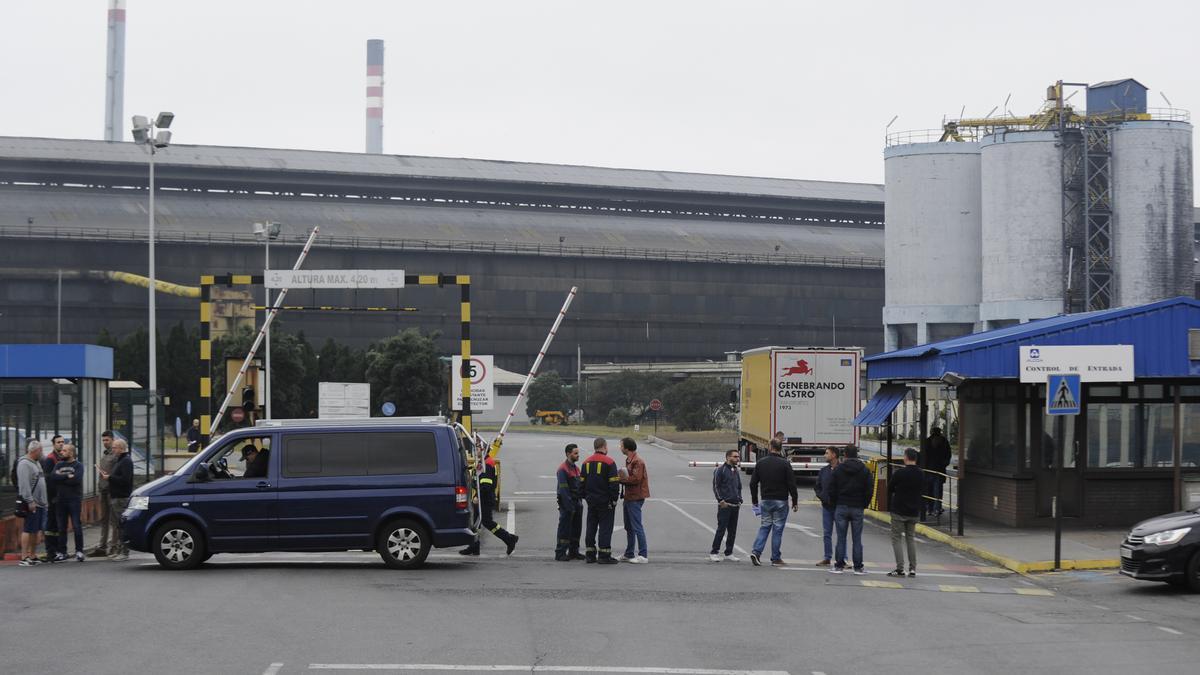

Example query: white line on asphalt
[785,523,820,538]
[263,664,284,675]
[507,500,516,533]
[812,671,827,675]
[539,475,554,479]
[674,474,696,481]
[308,666,789,674]
[1093,604,1110,610]
[779,567,1001,581]
[1126,614,1146,622]
[659,499,749,557]
[1157,626,1183,635]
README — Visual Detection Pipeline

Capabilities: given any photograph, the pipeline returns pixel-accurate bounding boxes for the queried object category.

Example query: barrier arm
[208,227,320,435]
[488,286,578,459]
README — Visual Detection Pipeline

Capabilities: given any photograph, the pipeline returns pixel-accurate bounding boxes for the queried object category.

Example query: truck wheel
[152,520,207,570]
[377,519,431,569]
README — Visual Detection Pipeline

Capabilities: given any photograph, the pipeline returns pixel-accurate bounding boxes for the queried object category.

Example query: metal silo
[883,140,982,350]
[979,130,1065,327]
[1110,120,1195,306]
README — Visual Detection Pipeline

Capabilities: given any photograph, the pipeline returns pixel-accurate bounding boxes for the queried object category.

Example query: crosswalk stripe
[860,580,902,589]
[1014,588,1055,596]
[938,584,980,593]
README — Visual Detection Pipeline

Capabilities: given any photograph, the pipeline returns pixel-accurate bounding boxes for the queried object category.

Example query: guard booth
[1,345,112,550]
[860,298,1200,528]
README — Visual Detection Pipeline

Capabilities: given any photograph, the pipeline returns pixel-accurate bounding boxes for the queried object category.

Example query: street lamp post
[131,112,174,448]
[253,221,282,419]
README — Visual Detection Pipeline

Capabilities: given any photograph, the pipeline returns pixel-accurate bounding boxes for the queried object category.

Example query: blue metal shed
[1087,78,1148,116]
[865,297,1200,382]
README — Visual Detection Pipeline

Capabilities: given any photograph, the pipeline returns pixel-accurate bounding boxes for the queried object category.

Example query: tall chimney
[365,39,384,154]
[104,0,127,142]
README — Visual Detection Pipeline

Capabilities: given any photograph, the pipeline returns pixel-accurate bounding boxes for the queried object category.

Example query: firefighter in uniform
[580,437,621,564]
[555,443,585,561]
[460,453,519,556]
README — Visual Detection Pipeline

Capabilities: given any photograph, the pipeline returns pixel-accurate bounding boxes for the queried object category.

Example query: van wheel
[377,519,430,569]
[152,520,206,570]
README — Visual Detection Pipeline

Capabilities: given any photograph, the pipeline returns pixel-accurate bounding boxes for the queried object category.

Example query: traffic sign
[649,399,663,412]
[230,407,246,424]
[381,401,396,417]
[451,355,494,411]
[1046,374,1081,416]
[264,269,405,289]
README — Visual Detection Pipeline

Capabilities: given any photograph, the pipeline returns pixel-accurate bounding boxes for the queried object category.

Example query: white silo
[883,141,982,350]
[1110,119,1195,306]
[979,130,1066,327]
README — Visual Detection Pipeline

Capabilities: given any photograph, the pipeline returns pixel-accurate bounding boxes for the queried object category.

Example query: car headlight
[127,495,150,511]
[1143,527,1191,546]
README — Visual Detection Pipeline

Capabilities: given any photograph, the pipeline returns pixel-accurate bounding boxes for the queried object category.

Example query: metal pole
[148,143,157,460]
[264,236,271,419]
[209,227,319,435]
[1173,386,1183,510]
[56,269,62,343]
[491,287,578,455]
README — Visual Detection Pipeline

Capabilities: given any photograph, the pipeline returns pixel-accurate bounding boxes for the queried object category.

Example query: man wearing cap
[241,444,269,479]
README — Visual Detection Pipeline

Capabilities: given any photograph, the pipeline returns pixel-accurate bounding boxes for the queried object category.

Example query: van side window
[282,432,438,477]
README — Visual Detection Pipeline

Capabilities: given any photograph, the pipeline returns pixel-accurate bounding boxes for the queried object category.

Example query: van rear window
[282,432,439,478]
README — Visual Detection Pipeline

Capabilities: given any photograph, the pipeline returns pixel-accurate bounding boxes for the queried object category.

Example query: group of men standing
[14,429,132,566]
[553,437,649,564]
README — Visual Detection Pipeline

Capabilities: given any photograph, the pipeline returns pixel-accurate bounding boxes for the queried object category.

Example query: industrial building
[0,137,885,380]
[884,79,1195,351]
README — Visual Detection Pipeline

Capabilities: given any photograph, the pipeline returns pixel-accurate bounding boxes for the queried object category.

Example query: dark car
[1119,507,1200,591]
[121,418,478,570]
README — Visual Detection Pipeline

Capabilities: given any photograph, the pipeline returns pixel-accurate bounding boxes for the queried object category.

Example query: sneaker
[886,569,905,578]
[74,552,85,562]
[505,535,519,556]
[51,553,68,563]
[618,555,636,562]
[829,565,845,574]
[110,553,129,562]
[908,569,916,577]
[750,553,761,566]
[853,567,867,576]
[630,556,648,564]
[19,557,40,567]
[708,553,722,562]
[87,548,108,558]
[723,554,740,562]
[771,559,786,567]
[816,559,831,566]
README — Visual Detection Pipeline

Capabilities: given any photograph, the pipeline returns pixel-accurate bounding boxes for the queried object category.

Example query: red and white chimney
[104,0,127,142]
[366,39,384,154]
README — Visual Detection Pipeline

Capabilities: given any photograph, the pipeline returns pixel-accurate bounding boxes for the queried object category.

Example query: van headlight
[127,496,150,511]
[1143,527,1191,546]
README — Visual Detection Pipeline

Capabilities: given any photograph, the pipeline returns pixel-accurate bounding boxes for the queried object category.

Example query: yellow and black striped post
[407,273,473,435]
[198,274,263,448]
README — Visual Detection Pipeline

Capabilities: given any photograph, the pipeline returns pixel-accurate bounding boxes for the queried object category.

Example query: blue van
[122,418,478,570]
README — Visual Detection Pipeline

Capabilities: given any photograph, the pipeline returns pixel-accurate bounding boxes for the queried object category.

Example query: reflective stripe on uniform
[480,478,494,485]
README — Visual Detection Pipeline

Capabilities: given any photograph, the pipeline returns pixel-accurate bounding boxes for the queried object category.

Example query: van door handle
[256,481,271,489]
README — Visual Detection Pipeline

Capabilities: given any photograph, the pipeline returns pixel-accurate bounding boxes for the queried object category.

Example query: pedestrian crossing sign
[1046,373,1081,416]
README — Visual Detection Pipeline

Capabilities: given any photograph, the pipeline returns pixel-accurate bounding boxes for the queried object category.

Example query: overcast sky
[1,1,1196,192]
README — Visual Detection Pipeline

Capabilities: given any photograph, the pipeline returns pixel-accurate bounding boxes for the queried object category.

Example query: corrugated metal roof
[865,297,1200,381]
[852,383,910,426]
[0,136,885,204]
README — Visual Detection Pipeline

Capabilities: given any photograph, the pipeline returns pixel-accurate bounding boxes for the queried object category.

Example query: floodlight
[131,115,150,131]
[253,222,266,236]
[153,130,172,148]
[155,112,175,129]
[131,127,149,144]
[267,222,282,240]
[941,372,966,387]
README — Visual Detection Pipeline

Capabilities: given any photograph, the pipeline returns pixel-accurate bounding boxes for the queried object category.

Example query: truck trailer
[738,346,863,475]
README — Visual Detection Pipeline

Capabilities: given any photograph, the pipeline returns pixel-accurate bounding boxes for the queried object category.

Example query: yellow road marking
[861,580,903,589]
[939,585,980,593]
[1014,588,1055,596]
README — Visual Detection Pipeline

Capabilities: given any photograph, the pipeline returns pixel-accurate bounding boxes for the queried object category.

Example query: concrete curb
[863,509,1120,574]
[646,435,732,452]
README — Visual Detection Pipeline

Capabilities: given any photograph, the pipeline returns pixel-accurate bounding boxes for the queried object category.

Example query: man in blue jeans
[829,445,872,575]
[748,439,798,567]
[813,446,840,566]
[617,437,649,563]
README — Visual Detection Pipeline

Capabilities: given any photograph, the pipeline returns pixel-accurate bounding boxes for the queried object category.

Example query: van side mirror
[191,464,211,483]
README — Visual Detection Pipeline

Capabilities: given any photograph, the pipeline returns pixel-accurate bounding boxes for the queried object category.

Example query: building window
[1086,399,1195,469]
[1087,403,1139,468]
[962,383,1021,473]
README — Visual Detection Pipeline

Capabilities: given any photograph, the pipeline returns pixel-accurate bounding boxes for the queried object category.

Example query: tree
[662,377,730,431]
[584,371,672,424]
[211,325,312,424]
[162,322,199,425]
[364,328,445,417]
[525,371,569,418]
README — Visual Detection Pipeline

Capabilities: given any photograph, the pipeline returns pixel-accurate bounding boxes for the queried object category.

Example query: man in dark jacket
[813,447,840,566]
[829,445,872,575]
[555,444,584,561]
[41,435,65,561]
[748,439,798,567]
[459,454,518,556]
[579,438,620,564]
[921,427,952,519]
[709,448,742,562]
[100,439,134,562]
[50,443,86,562]
[888,448,924,577]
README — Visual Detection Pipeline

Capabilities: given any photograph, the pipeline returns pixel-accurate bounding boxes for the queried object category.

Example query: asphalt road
[2,431,1198,675]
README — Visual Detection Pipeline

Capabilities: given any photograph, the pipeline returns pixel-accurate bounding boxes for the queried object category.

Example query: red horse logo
[781,360,814,377]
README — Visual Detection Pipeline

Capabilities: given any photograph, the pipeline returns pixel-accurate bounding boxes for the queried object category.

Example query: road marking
[1157,626,1183,636]
[659,499,749,557]
[308,665,791,674]
[263,664,284,675]
[1126,614,1146,622]
[1093,604,1110,610]
[507,501,515,533]
[539,475,554,479]
[1014,588,1055,596]
[785,523,821,538]
[938,584,980,593]
[674,474,696,481]
[861,580,902,589]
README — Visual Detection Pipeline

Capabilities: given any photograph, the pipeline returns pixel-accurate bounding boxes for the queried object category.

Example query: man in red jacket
[617,437,650,563]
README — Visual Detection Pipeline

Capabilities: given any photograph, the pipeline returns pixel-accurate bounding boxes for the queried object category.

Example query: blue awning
[852,384,909,426]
